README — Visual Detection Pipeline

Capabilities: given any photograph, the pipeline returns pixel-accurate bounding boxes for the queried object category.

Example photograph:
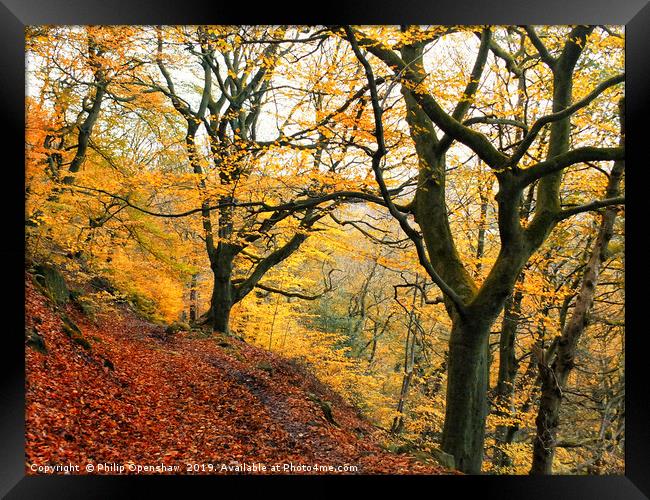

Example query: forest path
[25,275,448,475]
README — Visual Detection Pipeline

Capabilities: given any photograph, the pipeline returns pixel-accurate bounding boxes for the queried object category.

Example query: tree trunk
[391,371,413,435]
[210,246,236,335]
[189,273,198,323]
[530,97,624,475]
[530,362,564,474]
[441,317,491,473]
[391,293,418,435]
[492,288,523,470]
[211,278,233,334]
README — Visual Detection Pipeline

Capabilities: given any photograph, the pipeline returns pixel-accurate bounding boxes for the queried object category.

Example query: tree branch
[522,26,556,68]
[518,146,624,186]
[71,184,412,219]
[254,278,332,301]
[510,73,625,166]
[233,212,324,302]
[438,28,492,153]
[555,197,625,221]
[338,26,510,169]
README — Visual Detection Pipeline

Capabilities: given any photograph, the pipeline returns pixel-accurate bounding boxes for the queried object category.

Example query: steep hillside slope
[25,272,449,475]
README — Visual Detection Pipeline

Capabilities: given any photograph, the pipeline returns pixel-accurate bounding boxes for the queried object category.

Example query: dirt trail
[25,276,449,475]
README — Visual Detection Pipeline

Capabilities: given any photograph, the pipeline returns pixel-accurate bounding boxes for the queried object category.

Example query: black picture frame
[3,1,648,497]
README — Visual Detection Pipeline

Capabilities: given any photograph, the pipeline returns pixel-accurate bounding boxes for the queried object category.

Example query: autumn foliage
[26,275,451,474]
[25,25,624,475]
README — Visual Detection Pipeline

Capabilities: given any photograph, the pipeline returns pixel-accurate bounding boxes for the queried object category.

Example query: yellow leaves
[586,27,624,53]
[24,26,626,477]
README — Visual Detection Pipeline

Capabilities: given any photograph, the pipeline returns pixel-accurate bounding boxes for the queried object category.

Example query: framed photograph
[4,0,648,497]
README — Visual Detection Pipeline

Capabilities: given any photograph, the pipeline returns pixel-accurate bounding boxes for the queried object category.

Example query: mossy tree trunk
[209,244,238,335]
[441,317,490,472]
[346,24,623,474]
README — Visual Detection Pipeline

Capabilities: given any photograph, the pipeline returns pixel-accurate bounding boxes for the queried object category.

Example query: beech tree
[341,24,624,472]
[146,26,330,334]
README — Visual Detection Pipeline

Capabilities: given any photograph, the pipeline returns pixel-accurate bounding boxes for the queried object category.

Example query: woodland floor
[25,275,449,475]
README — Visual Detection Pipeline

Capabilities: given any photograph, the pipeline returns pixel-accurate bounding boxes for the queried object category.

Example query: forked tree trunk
[349,24,609,477]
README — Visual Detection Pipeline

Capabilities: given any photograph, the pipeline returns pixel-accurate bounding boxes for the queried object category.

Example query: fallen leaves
[25,275,448,475]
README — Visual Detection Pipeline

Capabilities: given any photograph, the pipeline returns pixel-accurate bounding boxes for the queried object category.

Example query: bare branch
[254,273,334,300]
[71,184,412,219]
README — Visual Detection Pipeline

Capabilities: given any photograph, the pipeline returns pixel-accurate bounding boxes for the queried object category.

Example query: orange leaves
[25,275,447,475]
